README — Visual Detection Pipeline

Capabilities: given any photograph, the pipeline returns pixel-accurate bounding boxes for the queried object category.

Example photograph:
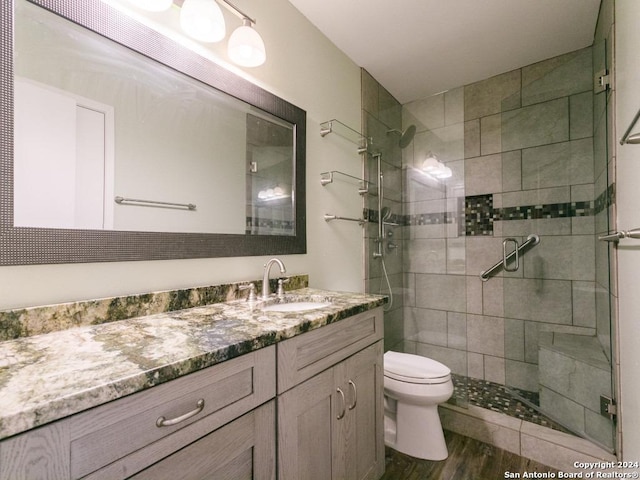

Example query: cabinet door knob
[348,380,357,410]
[336,388,346,420]
[156,399,205,427]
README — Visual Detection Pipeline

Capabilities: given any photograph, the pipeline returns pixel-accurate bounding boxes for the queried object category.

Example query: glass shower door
[499,38,615,452]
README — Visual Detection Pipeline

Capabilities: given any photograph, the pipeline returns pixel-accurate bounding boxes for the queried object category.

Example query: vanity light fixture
[126,0,174,12]
[125,0,267,67]
[422,153,452,179]
[180,0,226,43]
[227,17,266,67]
[258,186,290,201]
[182,0,266,66]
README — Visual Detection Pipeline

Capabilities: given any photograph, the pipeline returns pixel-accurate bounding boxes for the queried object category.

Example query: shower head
[381,206,392,221]
[387,125,416,149]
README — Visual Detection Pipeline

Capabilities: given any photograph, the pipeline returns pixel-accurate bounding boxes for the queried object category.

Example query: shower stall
[362,19,616,454]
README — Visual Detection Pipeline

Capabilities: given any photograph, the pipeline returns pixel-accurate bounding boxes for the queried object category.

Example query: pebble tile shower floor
[450,374,572,434]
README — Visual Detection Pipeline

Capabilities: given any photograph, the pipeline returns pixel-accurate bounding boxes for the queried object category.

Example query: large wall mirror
[0,0,306,265]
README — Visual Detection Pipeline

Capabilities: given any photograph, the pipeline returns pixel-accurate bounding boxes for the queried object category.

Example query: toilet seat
[384,351,451,385]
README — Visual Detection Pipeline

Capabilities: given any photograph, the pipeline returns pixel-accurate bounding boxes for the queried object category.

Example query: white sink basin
[262,301,331,312]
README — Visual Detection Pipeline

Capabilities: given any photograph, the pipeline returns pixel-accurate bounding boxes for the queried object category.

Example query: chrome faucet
[262,258,286,300]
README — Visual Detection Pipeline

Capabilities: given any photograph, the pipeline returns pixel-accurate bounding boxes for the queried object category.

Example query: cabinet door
[278,368,336,480]
[343,341,385,480]
[278,341,384,480]
[131,400,275,480]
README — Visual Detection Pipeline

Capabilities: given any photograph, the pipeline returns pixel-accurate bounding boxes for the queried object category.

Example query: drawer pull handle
[156,399,205,428]
[336,388,346,420]
[348,380,357,410]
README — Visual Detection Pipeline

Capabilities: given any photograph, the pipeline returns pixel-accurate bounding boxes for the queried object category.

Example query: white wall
[615,0,640,460]
[0,0,363,310]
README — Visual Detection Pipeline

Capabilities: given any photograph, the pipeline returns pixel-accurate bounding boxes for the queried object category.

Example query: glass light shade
[228,22,266,67]
[127,0,173,11]
[180,0,226,43]
[434,165,452,179]
[422,156,440,174]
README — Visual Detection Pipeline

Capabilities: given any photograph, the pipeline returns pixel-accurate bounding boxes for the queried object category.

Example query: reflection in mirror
[0,0,306,265]
[246,114,295,235]
[14,0,295,235]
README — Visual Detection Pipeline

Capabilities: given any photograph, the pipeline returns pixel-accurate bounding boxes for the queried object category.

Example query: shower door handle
[599,228,640,242]
[503,238,519,272]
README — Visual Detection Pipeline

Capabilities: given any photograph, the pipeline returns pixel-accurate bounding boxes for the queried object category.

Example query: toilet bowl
[383,351,453,461]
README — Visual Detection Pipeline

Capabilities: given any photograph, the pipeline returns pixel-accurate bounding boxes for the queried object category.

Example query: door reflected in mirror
[14,0,295,236]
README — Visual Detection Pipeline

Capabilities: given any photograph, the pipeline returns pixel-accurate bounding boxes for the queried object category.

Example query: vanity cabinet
[0,306,385,480]
[0,346,276,479]
[277,307,385,480]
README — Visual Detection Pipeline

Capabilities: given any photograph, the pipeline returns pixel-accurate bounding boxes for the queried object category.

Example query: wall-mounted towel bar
[599,228,640,242]
[480,234,540,281]
[115,196,196,210]
[619,107,640,145]
[324,214,367,225]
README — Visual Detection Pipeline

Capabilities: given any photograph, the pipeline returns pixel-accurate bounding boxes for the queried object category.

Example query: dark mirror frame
[0,0,306,265]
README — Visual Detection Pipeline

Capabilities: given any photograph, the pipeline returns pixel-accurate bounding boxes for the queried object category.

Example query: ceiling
[287,0,601,104]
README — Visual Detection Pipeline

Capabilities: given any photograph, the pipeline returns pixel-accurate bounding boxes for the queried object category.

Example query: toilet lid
[384,351,451,383]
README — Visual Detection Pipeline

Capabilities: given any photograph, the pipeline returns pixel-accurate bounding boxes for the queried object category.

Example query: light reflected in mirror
[14,0,295,236]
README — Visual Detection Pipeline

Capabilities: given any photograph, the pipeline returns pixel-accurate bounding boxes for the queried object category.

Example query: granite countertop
[0,288,385,441]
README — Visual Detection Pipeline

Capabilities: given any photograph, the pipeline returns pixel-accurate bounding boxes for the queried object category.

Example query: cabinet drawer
[131,400,275,480]
[277,307,383,393]
[70,346,275,479]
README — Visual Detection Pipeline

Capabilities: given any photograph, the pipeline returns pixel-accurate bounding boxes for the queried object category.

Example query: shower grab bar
[599,228,640,242]
[115,196,196,210]
[324,214,367,225]
[620,107,640,145]
[480,234,540,282]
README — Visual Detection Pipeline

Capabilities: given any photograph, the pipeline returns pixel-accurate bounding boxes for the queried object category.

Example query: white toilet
[383,351,454,461]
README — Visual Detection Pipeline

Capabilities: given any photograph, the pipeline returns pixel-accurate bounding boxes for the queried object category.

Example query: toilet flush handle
[348,380,357,410]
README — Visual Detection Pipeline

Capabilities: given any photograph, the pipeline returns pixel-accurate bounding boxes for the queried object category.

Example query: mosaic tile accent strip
[365,201,465,230]
[360,183,616,236]
[245,217,295,235]
[495,201,593,221]
[461,186,618,236]
[594,183,616,215]
[0,275,309,341]
[449,374,572,434]
[407,212,448,225]
[364,208,406,226]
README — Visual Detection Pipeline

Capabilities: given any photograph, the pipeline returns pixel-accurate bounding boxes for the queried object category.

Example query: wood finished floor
[380,430,558,480]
